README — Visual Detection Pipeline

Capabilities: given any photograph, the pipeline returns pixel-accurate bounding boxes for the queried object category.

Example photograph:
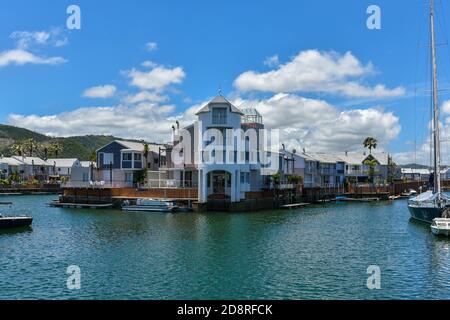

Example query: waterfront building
[401,168,431,181]
[167,95,268,203]
[46,158,80,178]
[11,156,52,181]
[95,140,166,187]
[0,157,23,179]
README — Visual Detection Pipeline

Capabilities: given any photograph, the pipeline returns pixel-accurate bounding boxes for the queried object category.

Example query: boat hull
[122,205,176,212]
[0,217,33,229]
[431,225,450,236]
[408,205,443,224]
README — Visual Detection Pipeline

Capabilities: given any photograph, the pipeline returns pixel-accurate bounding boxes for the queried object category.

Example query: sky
[2,0,450,164]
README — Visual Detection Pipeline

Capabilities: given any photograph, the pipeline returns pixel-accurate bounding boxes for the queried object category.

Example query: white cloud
[10,28,68,49]
[141,60,158,68]
[82,85,117,98]
[233,93,401,152]
[394,100,450,165]
[7,92,401,151]
[234,50,405,98]
[263,55,279,67]
[145,42,158,52]
[123,91,168,104]
[126,65,185,90]
[7,103,177,142]
[0,49,66,67]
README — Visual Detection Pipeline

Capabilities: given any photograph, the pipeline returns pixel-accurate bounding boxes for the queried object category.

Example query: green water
[0,195,450,299]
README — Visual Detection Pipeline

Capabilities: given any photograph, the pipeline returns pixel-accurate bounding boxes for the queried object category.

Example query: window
[212,108,227,124]
[122,153,132,161]
[134,153,142,161]
[82,173,89,182]
[125,173,133,182]
[103,153,114,165]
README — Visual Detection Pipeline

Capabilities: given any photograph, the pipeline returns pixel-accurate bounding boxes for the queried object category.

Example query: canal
[1,195,449,299]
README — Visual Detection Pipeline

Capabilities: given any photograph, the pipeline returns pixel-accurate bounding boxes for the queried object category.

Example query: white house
[168,95,270,203]
[11,156,52,180]
[47,158,80,178]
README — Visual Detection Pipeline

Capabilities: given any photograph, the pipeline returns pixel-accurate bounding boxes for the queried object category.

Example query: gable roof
[195,95,244,115]
[46,158,79,167]
[12,156,49,166]
[0,157,24,166]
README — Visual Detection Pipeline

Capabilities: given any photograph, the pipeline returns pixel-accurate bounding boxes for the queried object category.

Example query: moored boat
[407,0,450,224]
[431,218,450,236]
[122,198,178,213]
[0,215,33,229]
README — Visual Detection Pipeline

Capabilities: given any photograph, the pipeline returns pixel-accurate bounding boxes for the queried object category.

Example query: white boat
[402,189,417,197]
[407,0,450,223]
[122,198,178,212]
[431,218,450,236]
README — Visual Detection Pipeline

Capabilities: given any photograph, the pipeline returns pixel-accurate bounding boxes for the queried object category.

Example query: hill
[0,124,122,160]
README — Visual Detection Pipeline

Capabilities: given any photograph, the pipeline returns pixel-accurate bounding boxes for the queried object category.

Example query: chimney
[303,148,306,154]
[345,151,348,156]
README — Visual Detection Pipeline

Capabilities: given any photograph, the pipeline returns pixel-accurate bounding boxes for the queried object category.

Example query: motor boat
[431,218,450,236]
[0,214,33,229]
[122,198,178,213]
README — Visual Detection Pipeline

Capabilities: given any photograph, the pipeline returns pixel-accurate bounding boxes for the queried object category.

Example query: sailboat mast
[430,0,441,196]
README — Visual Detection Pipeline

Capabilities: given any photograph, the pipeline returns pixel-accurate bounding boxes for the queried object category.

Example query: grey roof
[12,156,49,166]
[46,158,79,168]
[401,168,431,175]
[307,153,340,164]
[195,95,244,115]
[292,151,390,165]
[115,140,162,153]
[0,157,23,166]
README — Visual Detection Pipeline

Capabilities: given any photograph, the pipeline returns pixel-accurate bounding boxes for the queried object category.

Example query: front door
[213,173,225,194]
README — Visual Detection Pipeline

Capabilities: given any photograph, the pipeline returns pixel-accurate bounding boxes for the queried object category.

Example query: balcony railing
[319,168,336,175]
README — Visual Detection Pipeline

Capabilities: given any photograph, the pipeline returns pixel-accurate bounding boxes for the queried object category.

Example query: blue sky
[1,0,450,164]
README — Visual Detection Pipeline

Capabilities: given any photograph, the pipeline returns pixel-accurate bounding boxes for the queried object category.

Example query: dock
[335,197,380,202]
[49,201,113,209]
[280,203,310,210]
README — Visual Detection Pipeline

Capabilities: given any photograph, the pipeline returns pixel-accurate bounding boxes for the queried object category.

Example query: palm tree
[88,150,97,182]
[23,139,40,157]
[363,137,378,154]
[363,158,378,184]
[143,143,149,169]
[10,143,24,156]
[49,142,63,158]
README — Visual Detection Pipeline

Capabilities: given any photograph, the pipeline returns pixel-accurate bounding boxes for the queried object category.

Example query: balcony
[346,169,369,176]
[319,168,336,175]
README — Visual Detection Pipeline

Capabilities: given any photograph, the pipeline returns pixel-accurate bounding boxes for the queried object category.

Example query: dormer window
[212,108,227,125]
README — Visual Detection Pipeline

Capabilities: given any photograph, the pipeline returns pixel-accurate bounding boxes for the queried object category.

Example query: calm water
[1,195,450,300]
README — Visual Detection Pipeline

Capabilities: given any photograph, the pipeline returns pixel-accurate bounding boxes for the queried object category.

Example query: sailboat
[407,0,450,224]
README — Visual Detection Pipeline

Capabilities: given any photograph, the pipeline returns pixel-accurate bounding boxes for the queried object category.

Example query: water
[1,195,450,300]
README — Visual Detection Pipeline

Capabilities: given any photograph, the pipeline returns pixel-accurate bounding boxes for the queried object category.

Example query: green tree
[22,139,40,157]
[363,158,378,184]
[363,137,378,154]
[133,168,147,185]
[89,150,97,182]
[143,143,149,169]
[49,142,63,158]
[10,143,24,156]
